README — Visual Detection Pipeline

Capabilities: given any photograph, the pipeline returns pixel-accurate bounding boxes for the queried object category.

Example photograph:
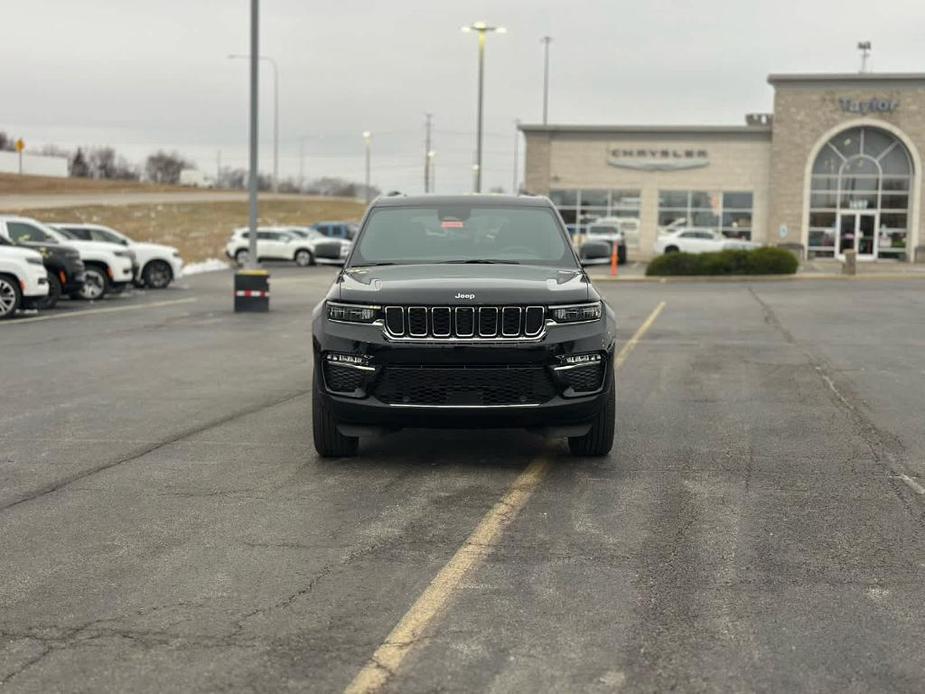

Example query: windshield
[349,205,575,267]
[54,227,78,240]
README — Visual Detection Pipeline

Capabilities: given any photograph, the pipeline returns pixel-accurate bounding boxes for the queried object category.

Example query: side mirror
[579,240,612,265]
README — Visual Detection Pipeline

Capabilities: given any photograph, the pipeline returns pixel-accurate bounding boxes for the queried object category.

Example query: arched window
[808,127,913,259]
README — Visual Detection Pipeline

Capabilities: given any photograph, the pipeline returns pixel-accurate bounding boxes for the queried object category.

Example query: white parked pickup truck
[653,228,759,255]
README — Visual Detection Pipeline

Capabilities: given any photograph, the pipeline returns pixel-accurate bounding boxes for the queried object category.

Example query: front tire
[312,379,359,458]
[37,272,61,310]
[75,265,109,301]
[568,370,615,457]
[142,260,173,289]
[294,249,315,267]
[0,274,22,320]
[664,246,680,254]
[235,249,250,266]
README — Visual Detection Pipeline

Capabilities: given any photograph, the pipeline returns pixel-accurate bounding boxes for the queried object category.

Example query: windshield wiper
[439,259,520,265]
[349,262,396,267]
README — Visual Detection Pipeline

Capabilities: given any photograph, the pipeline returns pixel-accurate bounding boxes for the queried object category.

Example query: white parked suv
[225,227,319,267]
[52,223,184,289]
[0,240,49,319]
[0,216,134,300]
[654,228,759,255]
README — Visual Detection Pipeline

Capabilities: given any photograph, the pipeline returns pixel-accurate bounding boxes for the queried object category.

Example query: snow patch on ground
[182,258,230,276]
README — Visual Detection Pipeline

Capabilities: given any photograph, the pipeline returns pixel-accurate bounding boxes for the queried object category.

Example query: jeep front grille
[383,305,545,340]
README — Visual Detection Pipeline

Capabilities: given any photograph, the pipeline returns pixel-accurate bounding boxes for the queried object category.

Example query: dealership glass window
[657,190,753,239]
[808,126,913,259]
[549,189,642,246]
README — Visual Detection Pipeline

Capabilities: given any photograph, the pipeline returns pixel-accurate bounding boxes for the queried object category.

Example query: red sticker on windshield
[441,220,464,229]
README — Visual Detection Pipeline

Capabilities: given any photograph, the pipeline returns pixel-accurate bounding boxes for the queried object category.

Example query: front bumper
[21,265,49,298]
[312,313,616,433]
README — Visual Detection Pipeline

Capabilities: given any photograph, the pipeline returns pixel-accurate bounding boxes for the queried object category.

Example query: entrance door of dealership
[837,211,877,261]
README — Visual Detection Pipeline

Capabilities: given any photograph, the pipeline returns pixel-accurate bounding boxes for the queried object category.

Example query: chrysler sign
[607,147,709,171]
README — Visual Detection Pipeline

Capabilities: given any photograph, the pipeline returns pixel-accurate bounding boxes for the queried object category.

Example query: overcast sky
[3,0,924,193]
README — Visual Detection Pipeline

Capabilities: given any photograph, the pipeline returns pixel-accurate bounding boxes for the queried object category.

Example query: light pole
[462,21,506,193]
[540,36,552,124]
[512,118,520,194]
[363,131,372,205]
[427,150,436,193]
[229,52,279,193]
[424,113,433,193]
[858,41,871,73]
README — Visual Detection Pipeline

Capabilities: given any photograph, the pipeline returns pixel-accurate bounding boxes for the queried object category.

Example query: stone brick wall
[768,79,925,259]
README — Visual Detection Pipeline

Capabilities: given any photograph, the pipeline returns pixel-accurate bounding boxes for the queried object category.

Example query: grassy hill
[0,172,187,195]
[9,198,365,263]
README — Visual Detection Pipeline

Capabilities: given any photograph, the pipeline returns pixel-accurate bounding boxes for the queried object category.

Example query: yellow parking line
[344,300,668,694]
[6,298,197,325]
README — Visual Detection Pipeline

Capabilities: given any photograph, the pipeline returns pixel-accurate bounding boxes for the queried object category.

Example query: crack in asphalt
[0,387,312,515]
[747,286,925,524]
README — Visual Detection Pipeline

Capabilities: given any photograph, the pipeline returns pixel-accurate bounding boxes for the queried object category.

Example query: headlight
[327,301,380,323]
[25,256,44,266]
[549,301,602,324]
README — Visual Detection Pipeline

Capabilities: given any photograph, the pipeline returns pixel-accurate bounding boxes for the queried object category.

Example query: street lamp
[229,52,279,193]
[461,21,506,193]
[427,150,436,193]
[363,131,372,205]
[540,36,552,124]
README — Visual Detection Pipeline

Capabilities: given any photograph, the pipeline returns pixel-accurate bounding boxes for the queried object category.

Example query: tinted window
[351,205,574,268]
[7,222,56,244]
[64,227,91,240]
[89,228,122,243]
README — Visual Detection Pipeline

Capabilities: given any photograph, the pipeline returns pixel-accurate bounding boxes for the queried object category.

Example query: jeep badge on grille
[455,293,475,300]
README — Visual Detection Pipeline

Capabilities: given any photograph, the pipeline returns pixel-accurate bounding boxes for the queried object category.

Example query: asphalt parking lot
[2,268,924,693]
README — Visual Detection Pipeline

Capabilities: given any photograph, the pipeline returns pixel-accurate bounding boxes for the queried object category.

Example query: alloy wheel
[0,278,17,316]
[80,270,105,300]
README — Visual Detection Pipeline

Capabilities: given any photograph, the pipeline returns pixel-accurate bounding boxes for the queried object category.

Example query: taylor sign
[838,97,899,114]
[607,147,709,171]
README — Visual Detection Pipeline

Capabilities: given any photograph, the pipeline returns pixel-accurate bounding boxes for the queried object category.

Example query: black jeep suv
[311,195,617,458]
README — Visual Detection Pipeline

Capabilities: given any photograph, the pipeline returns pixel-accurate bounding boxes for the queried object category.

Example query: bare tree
[70,149,89,177]
[145,150,190,184]
[0,131,14,152]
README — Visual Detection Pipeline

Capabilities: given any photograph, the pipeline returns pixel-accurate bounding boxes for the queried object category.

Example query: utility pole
[424,113,433,193]
[246,1,259,268]
[541,36,552,124]
[512,118,520,194]
[363,131,372,205]
[216,149,222,187]
[858,41,871,73]
[299,137,305,192]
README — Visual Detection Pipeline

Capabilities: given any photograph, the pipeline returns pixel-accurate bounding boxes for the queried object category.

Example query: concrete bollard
[842,249,857,276]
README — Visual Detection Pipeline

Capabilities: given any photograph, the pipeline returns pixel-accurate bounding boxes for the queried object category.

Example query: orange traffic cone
[610,242,619,277]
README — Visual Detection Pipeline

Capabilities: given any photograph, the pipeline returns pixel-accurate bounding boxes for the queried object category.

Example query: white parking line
[6,298,198,325]
[897,473,925,495]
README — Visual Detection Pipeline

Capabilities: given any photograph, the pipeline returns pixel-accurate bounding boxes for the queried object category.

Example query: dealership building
[521,73,925,262]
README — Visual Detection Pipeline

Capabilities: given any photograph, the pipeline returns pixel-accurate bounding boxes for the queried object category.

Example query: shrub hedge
[645,247,798,276]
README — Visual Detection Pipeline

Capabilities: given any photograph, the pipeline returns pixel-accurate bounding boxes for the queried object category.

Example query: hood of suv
[337,263,590,305]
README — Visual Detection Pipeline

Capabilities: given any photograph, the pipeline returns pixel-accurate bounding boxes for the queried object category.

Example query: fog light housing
[559,352,602,366]
[323,352,374,397]
[554,352,605,395]
[325,352,371,368]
